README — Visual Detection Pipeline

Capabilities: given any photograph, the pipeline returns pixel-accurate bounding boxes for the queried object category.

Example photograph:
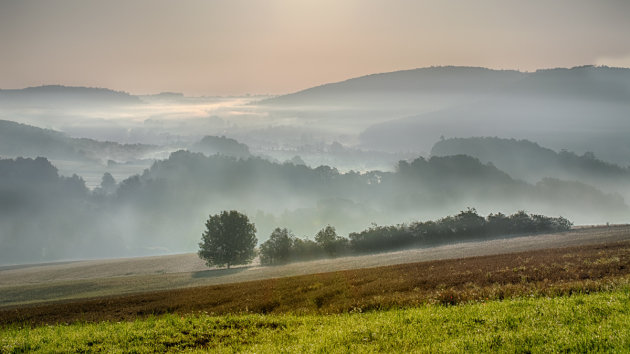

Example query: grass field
[2,287,630,352]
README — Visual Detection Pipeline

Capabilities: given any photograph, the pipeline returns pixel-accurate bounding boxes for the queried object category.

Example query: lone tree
[198,210,257,269]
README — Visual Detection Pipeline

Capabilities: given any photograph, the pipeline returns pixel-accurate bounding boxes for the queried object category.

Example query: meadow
[2,228,630,352]
[2,288,630,352]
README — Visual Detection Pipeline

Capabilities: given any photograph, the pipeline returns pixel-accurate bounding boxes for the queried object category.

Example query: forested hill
[430,137,630,196]
[261,66,525,106]
[190,135,251,159]
[281,66,630,166]
[122,150,627,236]
[1,151,627,265]
[0,85,142,106]
[261,66,630,107]
[0,120,157,162]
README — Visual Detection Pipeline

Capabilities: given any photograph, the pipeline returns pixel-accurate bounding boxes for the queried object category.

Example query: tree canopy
[198,210,257,269]
[259,227,293,266]
[315,225,348,256]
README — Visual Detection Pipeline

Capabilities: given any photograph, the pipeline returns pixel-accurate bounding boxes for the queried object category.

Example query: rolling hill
[430,137,630,198]
[260,66,630,165]
[0,119,157,162]
[264,65,630,107]
[261,66,525,108]
[357,67,630,163]
[0,85,142,107]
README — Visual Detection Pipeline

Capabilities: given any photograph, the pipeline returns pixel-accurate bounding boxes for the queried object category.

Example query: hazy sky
[2,0,630,95]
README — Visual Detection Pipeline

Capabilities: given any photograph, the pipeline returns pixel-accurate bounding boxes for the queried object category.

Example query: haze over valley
[1,66,629,265]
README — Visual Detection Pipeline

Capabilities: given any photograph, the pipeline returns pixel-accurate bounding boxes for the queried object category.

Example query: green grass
[2,287,630,353]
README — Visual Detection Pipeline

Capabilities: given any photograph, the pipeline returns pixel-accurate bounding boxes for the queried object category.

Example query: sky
[1,0,630,96]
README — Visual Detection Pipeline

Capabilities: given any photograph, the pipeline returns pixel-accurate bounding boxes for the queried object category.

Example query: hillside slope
[1,225,628,308]
[430,137,630,197]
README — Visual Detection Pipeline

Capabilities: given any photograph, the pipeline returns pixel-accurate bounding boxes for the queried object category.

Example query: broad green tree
[198,210,257,269]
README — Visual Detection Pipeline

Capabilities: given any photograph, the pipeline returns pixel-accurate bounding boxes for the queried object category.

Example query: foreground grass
[2,287,629,353]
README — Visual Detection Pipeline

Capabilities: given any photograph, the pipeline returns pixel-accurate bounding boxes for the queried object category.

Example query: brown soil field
[1,225,629,310]
[2,237,630,326]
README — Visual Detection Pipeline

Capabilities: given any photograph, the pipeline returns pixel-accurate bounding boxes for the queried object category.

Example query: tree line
[198,209,572,268]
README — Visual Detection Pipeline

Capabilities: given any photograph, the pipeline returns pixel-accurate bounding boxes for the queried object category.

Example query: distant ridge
[0,85,142,106]
[260,65,630,106]
[346,66,630,162]
[260,66,526,106]
[509,65,630,101]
